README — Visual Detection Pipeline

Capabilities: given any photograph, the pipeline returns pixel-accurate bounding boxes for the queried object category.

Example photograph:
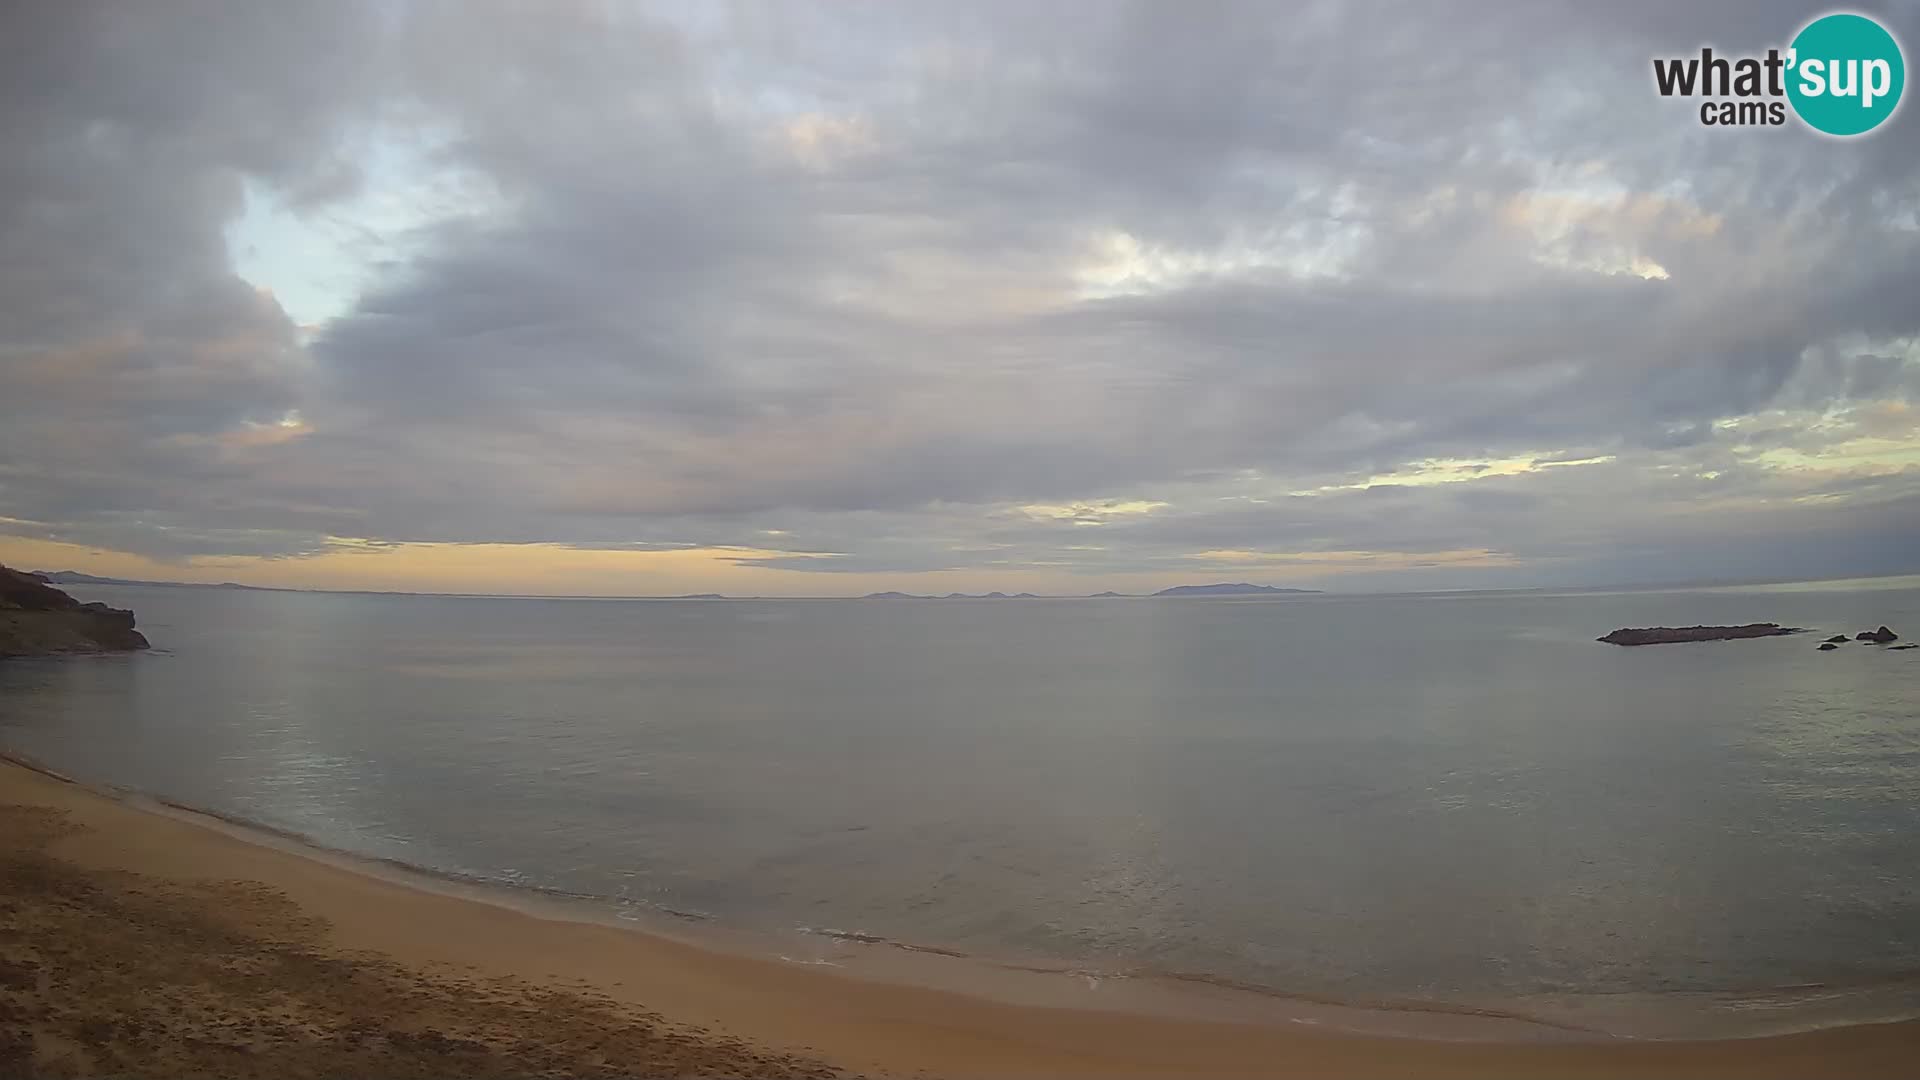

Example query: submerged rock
[0,564,150,656]
[1818,642,1840,651]
[1598,624,1800,646]
[1824,635,1850,644]
[1891,644,1917,651]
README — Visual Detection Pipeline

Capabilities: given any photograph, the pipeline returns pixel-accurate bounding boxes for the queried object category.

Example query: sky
[2,1,1918,597]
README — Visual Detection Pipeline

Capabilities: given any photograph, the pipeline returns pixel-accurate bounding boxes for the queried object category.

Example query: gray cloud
[2,1,1917,589]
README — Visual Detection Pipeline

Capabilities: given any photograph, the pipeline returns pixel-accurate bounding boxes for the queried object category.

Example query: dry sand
[4,757,1919,1079]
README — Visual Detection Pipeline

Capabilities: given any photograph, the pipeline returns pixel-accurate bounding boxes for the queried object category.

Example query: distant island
[1150,583,1320,597]
[33,569,269,591]
[859,583,1318,599]
[862,590,1041,599]
[29,569,1318,602]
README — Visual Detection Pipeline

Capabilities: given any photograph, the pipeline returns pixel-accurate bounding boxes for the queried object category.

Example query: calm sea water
[5,579,1920,1030]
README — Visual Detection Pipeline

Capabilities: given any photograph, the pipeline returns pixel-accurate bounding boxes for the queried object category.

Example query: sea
[4,576,1919,1038]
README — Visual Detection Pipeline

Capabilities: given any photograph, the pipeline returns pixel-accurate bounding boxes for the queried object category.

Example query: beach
[4,758,1918,1078]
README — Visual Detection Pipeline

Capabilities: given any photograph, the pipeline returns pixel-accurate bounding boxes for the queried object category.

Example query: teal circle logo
[1787,13,1905,136]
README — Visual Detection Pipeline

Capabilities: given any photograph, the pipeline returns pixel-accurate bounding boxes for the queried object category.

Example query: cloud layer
[2,1,1917,593]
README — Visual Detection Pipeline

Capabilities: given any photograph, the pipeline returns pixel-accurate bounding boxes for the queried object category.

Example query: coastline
[10,749,1916,1046]
[5,756,1920,1077]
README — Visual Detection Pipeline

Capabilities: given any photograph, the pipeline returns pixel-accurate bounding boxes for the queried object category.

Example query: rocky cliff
[0,564,150,656]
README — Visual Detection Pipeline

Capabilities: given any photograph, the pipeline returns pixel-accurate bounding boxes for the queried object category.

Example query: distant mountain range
[1149,582,1319,597]
[34,570,272,591]
[860,583,1320,599]
[863,591,1044,599]
[32,570,1318,601]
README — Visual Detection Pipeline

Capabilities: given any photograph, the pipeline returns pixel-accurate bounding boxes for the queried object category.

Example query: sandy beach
[3,757,1919,1079]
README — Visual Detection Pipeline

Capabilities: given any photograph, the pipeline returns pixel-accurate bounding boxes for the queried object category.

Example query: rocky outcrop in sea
[1597,624,1800,646]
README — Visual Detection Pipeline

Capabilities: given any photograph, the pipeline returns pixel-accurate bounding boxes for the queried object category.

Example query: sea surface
[5,578,1920,1035]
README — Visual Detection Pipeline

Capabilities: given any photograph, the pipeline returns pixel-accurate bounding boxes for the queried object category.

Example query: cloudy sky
[2,1,1918,596]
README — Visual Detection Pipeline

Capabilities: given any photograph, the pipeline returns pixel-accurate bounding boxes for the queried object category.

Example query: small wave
[797,926,969,958]
[614,900,713,923]
[1149,969,1610,1035]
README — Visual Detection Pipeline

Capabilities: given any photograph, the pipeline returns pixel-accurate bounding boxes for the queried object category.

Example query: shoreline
[2,751,1608,1046]
[9,751,1919,1045]
[5,756,1920,1076]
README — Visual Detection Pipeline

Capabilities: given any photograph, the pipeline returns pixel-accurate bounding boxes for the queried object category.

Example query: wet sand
[4,758,1919,1078]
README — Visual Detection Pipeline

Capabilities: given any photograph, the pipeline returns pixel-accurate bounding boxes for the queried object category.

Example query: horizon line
[21,568,1920,603]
